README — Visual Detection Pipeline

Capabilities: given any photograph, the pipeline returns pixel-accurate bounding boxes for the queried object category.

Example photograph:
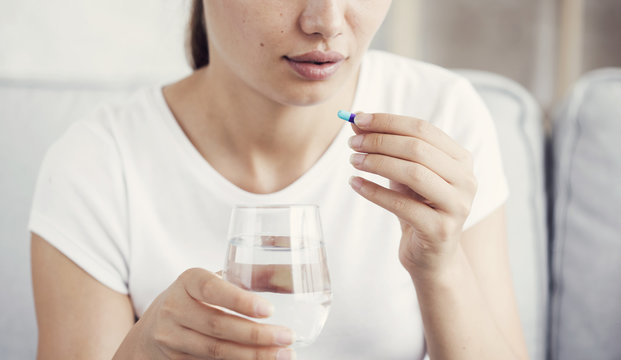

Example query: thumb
[350,112,370,135]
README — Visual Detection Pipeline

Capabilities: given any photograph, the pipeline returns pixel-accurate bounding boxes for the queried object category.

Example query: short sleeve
[436,78,509,229]
[29,112,129,294]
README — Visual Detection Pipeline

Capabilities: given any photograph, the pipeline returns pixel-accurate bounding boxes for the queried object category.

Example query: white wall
[0,0,192,83]
[376,0,621,111]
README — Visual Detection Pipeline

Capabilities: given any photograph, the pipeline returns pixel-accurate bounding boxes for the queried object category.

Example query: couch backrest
[457,70,548,360]
[549,68,621,360]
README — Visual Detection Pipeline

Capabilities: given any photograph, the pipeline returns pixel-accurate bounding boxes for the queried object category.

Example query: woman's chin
[274,82,345,107]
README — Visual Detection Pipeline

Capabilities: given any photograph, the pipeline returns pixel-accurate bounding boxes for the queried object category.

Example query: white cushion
[550,68,621,360]
[457,70,548,360]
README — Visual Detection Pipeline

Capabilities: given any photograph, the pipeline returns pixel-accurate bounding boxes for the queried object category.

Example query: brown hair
[188,0,209,69]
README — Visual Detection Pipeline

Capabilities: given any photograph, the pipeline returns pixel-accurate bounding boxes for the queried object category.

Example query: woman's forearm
[411,245,526,360]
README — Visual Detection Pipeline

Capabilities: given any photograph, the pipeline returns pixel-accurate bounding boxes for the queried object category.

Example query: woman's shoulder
[42,86,166,174]
[76,86,164,135]
[356,50,474,116]
[55,86,165,147]
[362,50,469,90]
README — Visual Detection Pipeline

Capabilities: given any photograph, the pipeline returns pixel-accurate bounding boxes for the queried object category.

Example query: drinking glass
[223,205,332,347]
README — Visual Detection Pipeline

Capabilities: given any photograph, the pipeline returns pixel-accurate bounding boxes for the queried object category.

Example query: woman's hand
[347,113,477,278]
[115,268,296,360]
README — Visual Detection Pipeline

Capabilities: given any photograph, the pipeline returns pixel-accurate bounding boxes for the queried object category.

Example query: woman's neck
[163,64,359,194]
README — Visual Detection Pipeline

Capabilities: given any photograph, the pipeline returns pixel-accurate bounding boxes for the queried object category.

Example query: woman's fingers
[171,269,296,358]
[350,152,462,214]
[224,264,294,293]
[224,263,326,294]
[144,269,297,359]
[348,132,467,185]
[351,113,470,162]
[165,325,294,360]
[180,268,274,318]
[347,112,477,219]
[177,297,295,347]
[349,176,437,233]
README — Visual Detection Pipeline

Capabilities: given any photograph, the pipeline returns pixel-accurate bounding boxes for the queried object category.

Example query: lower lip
[285,58,343,81]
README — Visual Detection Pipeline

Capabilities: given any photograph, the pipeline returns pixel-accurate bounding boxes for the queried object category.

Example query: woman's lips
[285,50,345,81]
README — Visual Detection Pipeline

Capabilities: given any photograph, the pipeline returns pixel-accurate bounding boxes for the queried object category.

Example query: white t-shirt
[29,50,508,359]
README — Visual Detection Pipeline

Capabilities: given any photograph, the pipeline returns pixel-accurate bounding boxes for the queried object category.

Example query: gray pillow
[457,70,548,360]
[550,68,621,360]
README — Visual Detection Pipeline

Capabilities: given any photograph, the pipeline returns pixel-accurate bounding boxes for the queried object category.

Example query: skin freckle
[260,42,264,47]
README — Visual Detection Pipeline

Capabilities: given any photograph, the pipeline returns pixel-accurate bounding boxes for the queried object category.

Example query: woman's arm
[413,206,529,360]
[31,233,135,359]
[348,112,529,359]
[31,233,296,360]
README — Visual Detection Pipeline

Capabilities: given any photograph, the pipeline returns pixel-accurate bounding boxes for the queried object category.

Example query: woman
[30,0,529,359]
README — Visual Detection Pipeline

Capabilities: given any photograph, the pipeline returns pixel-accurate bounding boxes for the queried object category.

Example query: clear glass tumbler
[223,205,332,347]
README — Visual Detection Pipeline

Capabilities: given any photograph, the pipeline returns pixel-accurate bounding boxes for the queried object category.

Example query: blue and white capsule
[337,110,356,123]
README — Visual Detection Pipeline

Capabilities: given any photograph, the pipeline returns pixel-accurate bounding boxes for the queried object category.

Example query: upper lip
[286,50,345,63]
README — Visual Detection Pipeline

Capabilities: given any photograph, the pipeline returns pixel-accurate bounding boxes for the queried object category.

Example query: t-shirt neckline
[152,57,367,204]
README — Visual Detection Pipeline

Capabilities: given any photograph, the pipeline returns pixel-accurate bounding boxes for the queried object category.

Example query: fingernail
[274,329,295,346]
[349,176,363,191]
[349,153,365,167]
[254,298,274,317]
[348,135,363,149]
[276,348,296,360]
[354,113,372,127]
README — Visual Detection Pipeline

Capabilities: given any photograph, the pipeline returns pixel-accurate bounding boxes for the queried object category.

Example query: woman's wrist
[404,242,468,289]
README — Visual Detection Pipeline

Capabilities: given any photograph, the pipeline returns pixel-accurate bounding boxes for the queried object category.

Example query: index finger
[350,112,468,160]
[179,268,274,319]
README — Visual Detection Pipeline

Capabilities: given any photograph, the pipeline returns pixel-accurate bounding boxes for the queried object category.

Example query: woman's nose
[299,0,344,39]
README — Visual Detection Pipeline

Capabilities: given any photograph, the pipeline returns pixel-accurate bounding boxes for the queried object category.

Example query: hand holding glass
[223,205,332,347]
